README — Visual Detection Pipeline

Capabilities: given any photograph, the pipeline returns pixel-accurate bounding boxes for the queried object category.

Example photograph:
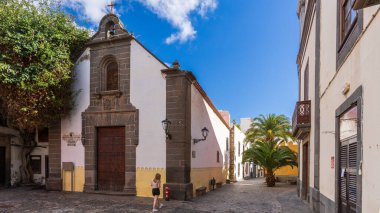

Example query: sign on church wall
[62,132,81,147]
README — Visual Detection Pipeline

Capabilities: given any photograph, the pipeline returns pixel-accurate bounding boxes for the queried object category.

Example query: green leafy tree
[0,0,89,183]
[243,139,297,187]
[245,114,293,144]
[244,114,296,186]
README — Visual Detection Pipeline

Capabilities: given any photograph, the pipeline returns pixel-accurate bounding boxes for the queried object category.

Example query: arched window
[106,61,118,91]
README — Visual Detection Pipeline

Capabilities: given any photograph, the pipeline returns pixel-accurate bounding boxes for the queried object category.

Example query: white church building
[0,13,231,200]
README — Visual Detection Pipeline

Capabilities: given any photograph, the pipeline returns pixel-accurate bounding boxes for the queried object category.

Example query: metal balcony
[292,100,311,139]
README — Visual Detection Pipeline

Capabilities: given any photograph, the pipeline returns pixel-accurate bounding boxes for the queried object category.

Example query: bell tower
[82,13,139,194]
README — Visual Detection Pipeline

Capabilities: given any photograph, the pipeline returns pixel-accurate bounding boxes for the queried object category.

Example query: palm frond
[242,139,298,174]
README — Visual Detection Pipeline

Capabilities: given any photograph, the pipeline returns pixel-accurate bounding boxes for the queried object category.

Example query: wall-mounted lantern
[161,118,172,140]
[193,127,209,144]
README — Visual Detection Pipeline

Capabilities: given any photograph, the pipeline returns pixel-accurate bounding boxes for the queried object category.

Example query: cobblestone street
[0,178,310,213]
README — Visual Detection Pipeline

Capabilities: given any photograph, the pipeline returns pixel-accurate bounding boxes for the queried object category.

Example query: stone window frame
[336,0,363,70]
[335,86,362,213]
[100,55,120,92]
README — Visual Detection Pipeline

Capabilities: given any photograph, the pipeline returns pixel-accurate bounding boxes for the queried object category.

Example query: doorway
[338,106,360,213]
[302,142,309,201]
[97,127,125,191]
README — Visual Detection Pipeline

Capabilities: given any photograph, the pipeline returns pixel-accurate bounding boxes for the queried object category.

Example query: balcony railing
[292,100,311,139]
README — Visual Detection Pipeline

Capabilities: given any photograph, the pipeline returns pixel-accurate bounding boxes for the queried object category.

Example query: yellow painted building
[274,142,298,177]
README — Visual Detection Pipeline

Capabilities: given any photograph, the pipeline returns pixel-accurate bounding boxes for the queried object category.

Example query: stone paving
[0,178,311,213]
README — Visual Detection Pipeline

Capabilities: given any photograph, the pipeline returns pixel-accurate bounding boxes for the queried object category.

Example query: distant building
[240,117,254,134]
[239,117,298,180]
[219,110,231,127]
[274,141,298,182]
[231,125,251,181]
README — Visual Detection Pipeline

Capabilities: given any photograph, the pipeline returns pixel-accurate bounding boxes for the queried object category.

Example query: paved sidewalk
[0,178,310,213]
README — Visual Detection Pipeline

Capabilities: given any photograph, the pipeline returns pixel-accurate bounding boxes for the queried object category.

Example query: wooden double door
[97,127,125,191]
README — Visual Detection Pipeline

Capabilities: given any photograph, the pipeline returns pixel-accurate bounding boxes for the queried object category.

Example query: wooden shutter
[340,136,358,212]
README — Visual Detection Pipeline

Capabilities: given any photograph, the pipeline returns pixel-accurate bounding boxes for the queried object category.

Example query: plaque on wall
[62,132,81,147]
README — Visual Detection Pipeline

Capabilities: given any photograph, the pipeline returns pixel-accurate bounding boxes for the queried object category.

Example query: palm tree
[245,114,293,144]
[243,139,297,187]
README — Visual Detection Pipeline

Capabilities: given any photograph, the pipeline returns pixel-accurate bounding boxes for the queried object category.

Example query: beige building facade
[295,0,380,212]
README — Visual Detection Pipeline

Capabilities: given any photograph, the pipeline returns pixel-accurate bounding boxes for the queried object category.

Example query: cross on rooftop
[107,0,116,14]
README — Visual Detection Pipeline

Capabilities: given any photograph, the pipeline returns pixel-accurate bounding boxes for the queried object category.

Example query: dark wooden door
[0,147,5,185]
[97,127,125,191]
[302,142,309,200]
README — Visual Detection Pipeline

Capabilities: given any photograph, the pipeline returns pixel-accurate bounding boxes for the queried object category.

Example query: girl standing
[151,173,163,212]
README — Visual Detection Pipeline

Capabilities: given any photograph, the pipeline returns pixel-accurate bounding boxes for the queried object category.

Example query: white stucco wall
[60,49,90,168]
[10,137,22,185]
[233,126,246,181]
[298,8,317,190]
[130,40,167,168]
[307,3,380,212]
[190,85,230,169]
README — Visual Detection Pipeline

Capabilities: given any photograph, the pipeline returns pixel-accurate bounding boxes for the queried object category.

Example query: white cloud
[62,0,217,44]
[63,0,113,25]
[137,0,217,44]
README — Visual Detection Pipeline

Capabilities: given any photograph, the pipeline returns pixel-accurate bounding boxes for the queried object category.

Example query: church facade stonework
[42,13,231,200]
[82,14,138,194]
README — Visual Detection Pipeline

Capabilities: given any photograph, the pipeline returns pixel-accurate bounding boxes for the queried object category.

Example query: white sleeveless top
[151,179,159,189]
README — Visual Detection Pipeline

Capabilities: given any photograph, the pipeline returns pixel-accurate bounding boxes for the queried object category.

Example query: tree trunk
[19,132,36,184]
[265,171,276,187]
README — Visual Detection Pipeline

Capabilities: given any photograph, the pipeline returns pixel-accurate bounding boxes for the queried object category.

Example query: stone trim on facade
[335,86,363,213]
[82,111,138,194]
[229,126,235,181]
[46,122,62,191]
[162,68,193,200]
[162,69,230,130]
[336,2,364,70]
[297,0,316,65]
[83,14,138,195]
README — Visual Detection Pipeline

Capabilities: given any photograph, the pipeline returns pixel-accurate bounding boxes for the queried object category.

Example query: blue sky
[65,0,300,122]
